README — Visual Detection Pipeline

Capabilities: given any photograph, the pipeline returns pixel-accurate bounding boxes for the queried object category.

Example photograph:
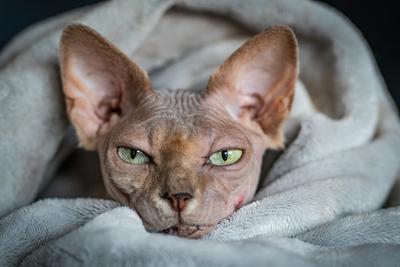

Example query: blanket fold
[1,199,400,267]
[1,0,400,266]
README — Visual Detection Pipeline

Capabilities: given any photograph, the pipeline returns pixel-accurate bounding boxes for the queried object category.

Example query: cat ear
[206,26,298,148]
[60,24,153,150]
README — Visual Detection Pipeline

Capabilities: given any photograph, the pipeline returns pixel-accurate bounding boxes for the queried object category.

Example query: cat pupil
[221,150,228,161]
[130,149,137,159]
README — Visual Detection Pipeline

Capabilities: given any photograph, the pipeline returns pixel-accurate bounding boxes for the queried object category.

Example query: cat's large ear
[206,26,298,149]
[60,24,153,150]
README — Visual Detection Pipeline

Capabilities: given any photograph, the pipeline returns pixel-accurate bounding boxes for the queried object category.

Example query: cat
[59,24,298,238]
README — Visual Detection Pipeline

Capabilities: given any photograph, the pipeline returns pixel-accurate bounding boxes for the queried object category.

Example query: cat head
[59,24,298,238]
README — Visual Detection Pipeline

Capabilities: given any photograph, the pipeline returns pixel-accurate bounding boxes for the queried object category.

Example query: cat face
[96,89,267,237]
[59,24,298,238]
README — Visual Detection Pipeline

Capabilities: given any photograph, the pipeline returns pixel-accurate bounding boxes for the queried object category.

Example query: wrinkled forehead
[114,89,247,149]
[131,89,212,134]
[145,91,215,147]
[128,89,205,121]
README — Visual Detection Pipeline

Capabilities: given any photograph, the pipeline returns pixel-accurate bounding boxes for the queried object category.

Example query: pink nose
[162,192,193,212]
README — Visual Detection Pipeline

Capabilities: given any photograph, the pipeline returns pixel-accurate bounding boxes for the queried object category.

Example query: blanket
[1,0,400,266]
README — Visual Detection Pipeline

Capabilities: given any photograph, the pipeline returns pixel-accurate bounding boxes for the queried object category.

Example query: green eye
[117,147,150,164]
[208,149,243,166]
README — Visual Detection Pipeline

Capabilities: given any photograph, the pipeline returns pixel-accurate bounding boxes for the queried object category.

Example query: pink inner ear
[228,37,295,117]
[63,53,125,147]
[239,69,274,94]
[60,24,153,149]
[66,54,122,120]
[233,64,282,119]
[207,26,298,143]
[236,48,287,93]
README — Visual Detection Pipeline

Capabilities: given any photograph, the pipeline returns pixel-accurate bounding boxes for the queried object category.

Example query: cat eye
[208,149,243,166]
[117,147,150,164]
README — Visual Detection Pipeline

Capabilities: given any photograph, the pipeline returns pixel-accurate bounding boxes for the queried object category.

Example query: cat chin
[159,224,215,239]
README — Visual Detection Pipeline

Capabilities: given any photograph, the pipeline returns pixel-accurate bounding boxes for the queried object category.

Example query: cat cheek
[234,194,245,211]
[232,179,258,210]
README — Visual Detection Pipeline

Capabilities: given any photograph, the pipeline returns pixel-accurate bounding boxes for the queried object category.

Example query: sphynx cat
[59,24,298,238]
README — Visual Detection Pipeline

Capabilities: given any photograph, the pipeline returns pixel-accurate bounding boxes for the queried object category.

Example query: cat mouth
[160,224,214,239]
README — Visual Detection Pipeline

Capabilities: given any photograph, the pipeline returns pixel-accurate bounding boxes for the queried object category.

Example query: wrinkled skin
[59,24,298,238]
[97,90,267,237]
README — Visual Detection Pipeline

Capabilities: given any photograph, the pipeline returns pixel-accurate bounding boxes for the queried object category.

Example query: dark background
[0,1,398,107]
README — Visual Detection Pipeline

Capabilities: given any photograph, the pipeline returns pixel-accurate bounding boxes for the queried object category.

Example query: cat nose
[162,192,193,212]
